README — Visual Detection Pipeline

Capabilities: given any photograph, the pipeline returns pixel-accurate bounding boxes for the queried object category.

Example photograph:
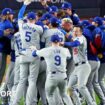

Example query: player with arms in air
[12,0,43,105]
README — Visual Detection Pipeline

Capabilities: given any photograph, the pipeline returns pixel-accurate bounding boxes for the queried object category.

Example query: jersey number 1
[25,31,31,42]
[55,55,61,66]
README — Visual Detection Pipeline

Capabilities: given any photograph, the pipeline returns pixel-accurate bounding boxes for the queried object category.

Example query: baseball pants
[13,57,40,105]
[10,56,20,105]
[66,59,75,80]
[52,59,75,105]
[87,60,105,104]
[68,63,96,105]
[37,60,47,105]
[38,60,64,105]
[98,63,105,96]
[5,61,15,91]
[51,59,75,105]
[45,71,73,105]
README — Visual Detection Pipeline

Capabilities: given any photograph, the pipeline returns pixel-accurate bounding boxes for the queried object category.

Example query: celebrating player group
[0,0,105,105]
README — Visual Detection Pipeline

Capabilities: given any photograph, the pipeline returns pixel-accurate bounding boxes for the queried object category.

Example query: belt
[51,71,65,74]
[75,62,86,66]
[52,71,56,74]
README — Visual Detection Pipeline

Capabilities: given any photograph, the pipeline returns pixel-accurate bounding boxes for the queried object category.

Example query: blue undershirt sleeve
[64,40,80,47]
[18,5,27,19]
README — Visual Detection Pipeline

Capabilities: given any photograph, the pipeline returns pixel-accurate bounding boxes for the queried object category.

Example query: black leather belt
[51,71,65,74]
[75,62,86,66]
[52,71,56,74]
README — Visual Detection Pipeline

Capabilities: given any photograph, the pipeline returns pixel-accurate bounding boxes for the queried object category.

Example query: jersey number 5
[55,55,61,66]
[25,31,31,42]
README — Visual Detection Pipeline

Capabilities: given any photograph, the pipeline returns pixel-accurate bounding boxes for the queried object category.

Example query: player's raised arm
[18,0,31,20]
[40,0,49,8]
[18,4,26,20]
[18,0,32,31]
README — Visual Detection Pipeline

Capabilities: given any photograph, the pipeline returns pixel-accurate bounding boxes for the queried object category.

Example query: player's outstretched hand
[29,45,37,51]
[40,0,48,7]
[24,0,32,5]
[60,42,64,46]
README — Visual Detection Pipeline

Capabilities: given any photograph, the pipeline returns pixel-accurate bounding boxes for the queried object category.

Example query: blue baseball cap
[50,17,59,24]
[61,2,72,10]
[49,6,58,14]
[1,8,15,15]
[40,13,52,21]
[27,12,36,20]
[51,34,60,42]
[80,20,91,27]
[92,16,103,26]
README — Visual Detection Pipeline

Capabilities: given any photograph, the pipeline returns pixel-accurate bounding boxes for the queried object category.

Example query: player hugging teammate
[0,0,105,105]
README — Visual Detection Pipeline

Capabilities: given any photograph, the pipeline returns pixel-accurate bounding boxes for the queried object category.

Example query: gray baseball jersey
[41,28,65,47]
[18,19,43,63]
[36,46,74,105]
[73,35,88,64]
[36,46,71,72]
[18,20,43,49]
[11,32,22,56]
[68,35,97,105]
[13,20,42,104]
[40,29,67,105]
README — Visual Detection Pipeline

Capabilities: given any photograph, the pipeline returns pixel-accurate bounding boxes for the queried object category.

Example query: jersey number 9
[55,55,61,66]
[25,31,31,42]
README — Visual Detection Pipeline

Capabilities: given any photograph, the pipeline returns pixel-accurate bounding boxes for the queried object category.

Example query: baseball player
[36,16,52,105]
[0,36,16,105]
[60,18,75,79]
[39,13,52,30]
[41,17,65,47]
[61,25,96,105]
[98,30,105,100]
[81,19,105,104]
[4,26,17,91]
[9,31,22,105]
[12,0,43,105]
[40,17,66,105]
[0,8,14,85]
[61,2,80,25]
[0,8,15,104]
[92,17,105,105]
[31,34,73,105]
[40,0,58,18]
[36,14,50,105]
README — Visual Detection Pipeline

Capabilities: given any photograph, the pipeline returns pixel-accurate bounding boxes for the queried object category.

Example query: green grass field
[0,94,101,105]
